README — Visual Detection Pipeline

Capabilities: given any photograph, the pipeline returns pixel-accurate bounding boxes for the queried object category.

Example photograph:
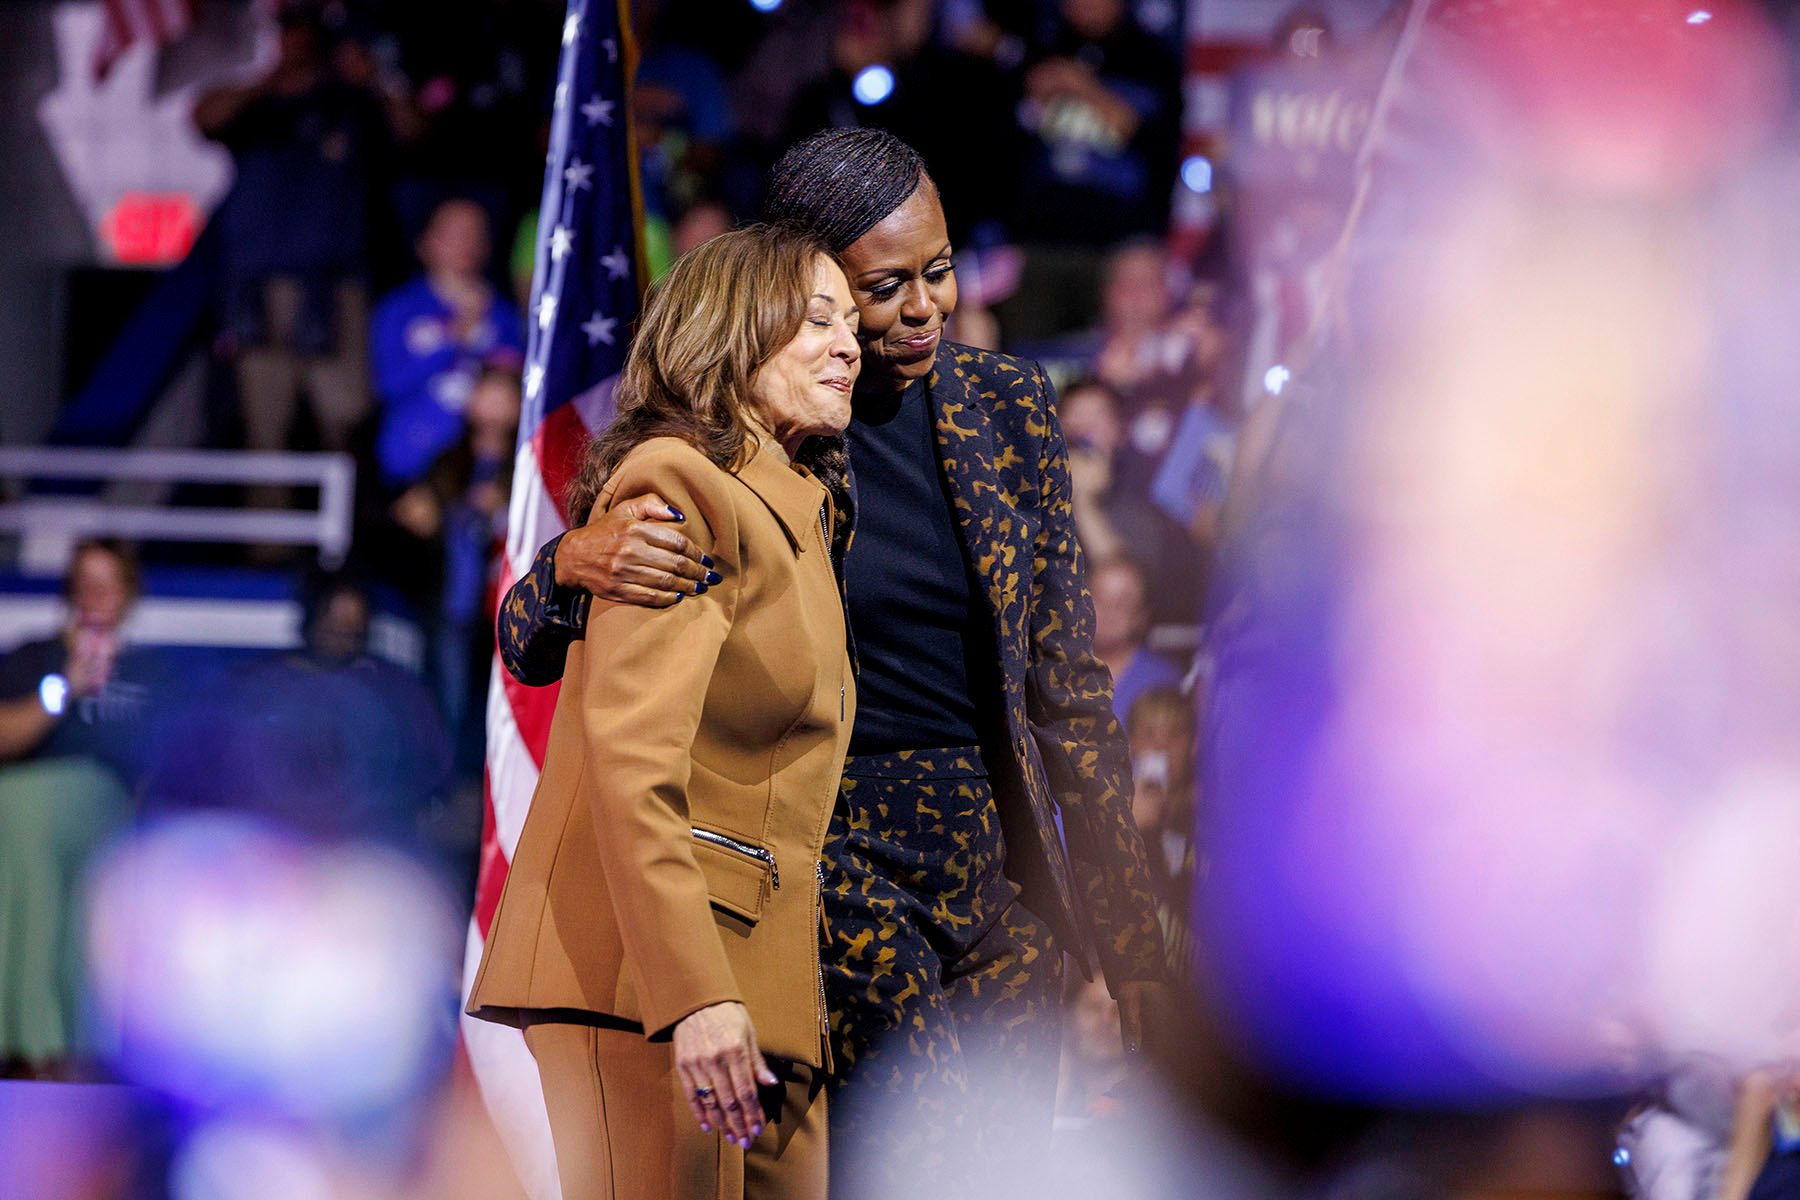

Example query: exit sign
[101,192,201,265]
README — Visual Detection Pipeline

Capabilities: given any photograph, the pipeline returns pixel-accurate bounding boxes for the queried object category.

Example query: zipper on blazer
[691,827,779,890]
[815,859,829,1040]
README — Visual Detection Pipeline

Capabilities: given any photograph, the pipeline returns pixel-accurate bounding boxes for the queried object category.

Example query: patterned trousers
[821,746,1064,1197]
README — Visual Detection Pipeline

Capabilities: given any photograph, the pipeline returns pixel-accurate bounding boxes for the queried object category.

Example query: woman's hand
[671,1001,778,1147]
[556,494,715,607]
[1116,980,1174,1058]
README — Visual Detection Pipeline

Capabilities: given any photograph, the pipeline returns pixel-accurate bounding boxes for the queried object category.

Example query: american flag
[464,1,642,1194]
[94,0,195,80]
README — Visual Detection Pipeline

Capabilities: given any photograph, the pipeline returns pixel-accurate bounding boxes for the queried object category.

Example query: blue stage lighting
[853,65,896,106]
[1180,154,1214,194]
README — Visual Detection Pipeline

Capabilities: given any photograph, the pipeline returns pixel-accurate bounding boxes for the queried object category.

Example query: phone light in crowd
[1263,364,1291,396]
[1180,154,1214,194]
[38,673,68,716]
[852,65,896,107]
[1687,9,1713,22]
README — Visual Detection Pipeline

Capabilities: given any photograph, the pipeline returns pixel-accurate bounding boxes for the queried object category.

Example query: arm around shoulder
[497,533,589,686]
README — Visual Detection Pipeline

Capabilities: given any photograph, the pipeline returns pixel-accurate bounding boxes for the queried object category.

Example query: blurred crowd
[177,0,1257,727]
[158,0,1268,1019]
[29,0,1800,1197]
[6,0,1268,1128]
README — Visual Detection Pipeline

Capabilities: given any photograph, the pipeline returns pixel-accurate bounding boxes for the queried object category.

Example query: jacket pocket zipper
[691,827,780,890]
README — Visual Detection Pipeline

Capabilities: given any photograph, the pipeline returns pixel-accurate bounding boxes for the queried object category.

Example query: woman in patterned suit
[496,129,1168,1195]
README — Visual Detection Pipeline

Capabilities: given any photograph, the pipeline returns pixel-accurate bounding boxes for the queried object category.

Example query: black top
[843,379,998,755]
[0,636,170,783]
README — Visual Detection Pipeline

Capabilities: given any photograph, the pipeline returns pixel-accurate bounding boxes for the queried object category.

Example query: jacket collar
[735,439,825,552]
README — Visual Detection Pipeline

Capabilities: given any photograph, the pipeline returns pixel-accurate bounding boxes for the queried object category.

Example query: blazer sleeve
[497,534,589,686]
[579,441,747,1039]
[1023,363,1169,987]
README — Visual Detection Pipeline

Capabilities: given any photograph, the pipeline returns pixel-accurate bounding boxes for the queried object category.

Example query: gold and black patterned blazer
[499,343,1166,987]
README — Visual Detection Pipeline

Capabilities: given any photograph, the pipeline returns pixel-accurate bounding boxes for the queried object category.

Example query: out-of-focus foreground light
[852,65,895,106]
[1201,3,1800,1101]
[844,1042,1281,1199]
[1262,364,1290,396]
[748,0,783,10]
[1180,154,1214,194]
[172,1121,334,1200]
[1438,0,1783,196]
[87,815,462,1117]
[0,1078,142,1199]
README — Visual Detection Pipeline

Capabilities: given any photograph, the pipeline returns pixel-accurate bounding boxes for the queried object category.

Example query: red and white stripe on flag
[466,0,643,1193]
[463,433,573,1200]
[93,0,195,80]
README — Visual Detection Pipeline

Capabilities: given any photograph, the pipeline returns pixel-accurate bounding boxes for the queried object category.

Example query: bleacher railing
[0,448,355,572]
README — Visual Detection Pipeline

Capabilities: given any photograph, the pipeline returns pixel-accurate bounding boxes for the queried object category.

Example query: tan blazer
[468,437,854,1068]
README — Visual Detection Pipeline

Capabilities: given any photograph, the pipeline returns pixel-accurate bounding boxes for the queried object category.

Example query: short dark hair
[300,569,370,627]
[64,538,139,599]
[763,128,928,254]
[1061,375,1121,408]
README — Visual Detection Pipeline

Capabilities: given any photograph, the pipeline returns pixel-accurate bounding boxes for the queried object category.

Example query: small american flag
[464,1,643,1195]
[93,0,195,80]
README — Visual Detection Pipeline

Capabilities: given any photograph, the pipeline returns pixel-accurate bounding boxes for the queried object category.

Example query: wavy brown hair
[566,223,835,525]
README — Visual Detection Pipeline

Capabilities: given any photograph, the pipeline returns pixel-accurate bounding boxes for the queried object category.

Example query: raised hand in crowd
[1025,56,1143,144]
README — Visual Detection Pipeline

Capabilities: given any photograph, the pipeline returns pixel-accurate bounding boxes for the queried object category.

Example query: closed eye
[867,263,953,300]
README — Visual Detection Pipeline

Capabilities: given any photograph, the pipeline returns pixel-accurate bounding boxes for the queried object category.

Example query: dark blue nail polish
[705,571,721,585]
[694,582,708,595]
[701,554,714,568]
[673,592,684,603]
[668,505,685,522]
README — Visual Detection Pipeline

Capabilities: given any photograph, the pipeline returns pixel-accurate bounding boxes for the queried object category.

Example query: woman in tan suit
[467,224,861,1199]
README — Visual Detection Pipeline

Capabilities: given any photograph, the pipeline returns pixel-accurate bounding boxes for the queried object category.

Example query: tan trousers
[237,276,371,455]
[523,1021,827,1200]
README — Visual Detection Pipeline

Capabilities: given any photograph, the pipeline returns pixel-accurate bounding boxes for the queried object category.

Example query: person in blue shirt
[370,197,524,490]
